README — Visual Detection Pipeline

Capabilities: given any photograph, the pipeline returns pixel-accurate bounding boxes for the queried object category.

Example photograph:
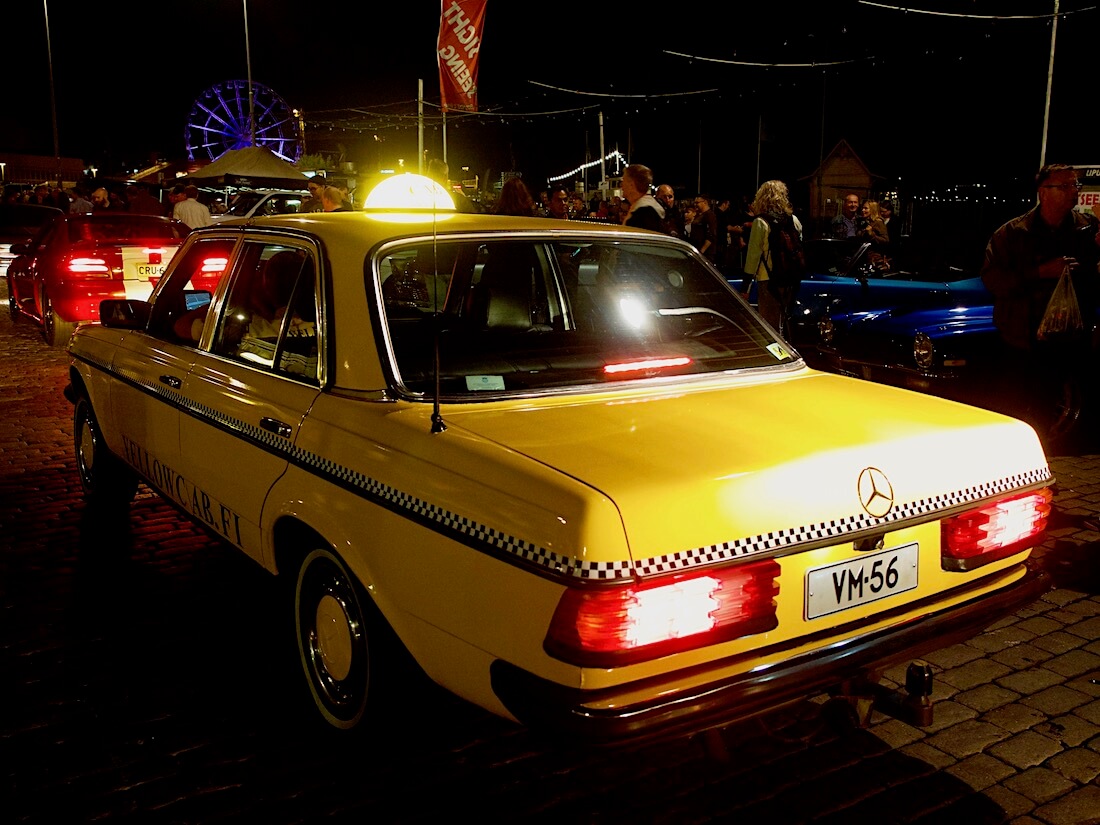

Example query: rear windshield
[67,216,182,243]
[377,237,796,398]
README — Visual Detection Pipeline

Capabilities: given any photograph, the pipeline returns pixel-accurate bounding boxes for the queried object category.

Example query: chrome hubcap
[314,593,353,681]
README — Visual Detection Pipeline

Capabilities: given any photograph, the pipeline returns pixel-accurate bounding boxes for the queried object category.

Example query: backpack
[760,212,806,290]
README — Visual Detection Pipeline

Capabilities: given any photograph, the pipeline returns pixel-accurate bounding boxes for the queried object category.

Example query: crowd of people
[1,181,223,225]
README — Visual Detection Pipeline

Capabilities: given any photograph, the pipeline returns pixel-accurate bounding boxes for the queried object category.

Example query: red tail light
[68,256,110,275]
[144,248,164,265]
[201,256,229,274]
[604,356,692,375]
[941,488,1052,571]
[545,559,780,667]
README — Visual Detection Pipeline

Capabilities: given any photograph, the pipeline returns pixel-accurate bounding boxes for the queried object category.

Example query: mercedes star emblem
[857,467,895,518]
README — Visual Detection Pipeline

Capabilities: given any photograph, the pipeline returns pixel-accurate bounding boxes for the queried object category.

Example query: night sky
[3,1,1095,199]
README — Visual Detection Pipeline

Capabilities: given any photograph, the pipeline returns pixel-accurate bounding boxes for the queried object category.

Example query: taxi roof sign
[363,173,456,212]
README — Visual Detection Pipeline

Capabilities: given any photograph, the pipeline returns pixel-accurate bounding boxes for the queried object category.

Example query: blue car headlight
[914,332,934,369]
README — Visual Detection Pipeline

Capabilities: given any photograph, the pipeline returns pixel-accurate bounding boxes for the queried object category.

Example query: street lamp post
[243,0,256,146]
[43,0,62,183]
[1039,0,1059,168]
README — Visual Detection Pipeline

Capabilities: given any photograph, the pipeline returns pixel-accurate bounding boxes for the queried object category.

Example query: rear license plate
[805,543,918,619]
[134,263,166,278]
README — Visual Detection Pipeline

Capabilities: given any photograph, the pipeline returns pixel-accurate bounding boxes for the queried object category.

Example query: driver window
[212,241,319,382]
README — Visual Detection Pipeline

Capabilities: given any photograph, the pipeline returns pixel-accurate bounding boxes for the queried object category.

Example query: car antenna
[430,223,446,434]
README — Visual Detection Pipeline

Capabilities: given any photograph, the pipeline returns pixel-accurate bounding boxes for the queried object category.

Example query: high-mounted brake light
[603,356,692,375]
[941,488,1052,571]
[545,559,780,667]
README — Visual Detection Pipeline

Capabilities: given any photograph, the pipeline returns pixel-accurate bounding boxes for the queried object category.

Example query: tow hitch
[832,662,936,728]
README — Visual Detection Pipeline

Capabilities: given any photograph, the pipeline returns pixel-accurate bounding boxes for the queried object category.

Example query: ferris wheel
[185,79,303,163]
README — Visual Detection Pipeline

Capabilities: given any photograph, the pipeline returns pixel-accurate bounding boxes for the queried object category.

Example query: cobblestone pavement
[2,289,1098,824]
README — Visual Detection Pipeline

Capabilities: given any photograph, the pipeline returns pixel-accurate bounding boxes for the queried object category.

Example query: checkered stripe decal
[631,466,1052,577]
[77,351,1053,581]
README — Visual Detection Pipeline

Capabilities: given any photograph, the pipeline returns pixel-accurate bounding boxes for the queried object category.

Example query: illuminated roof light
[363,173,456,212]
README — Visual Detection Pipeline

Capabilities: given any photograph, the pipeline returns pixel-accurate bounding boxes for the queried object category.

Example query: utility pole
[243,0,256,146]
[43,1,62,183]
[1039,0,1059,168]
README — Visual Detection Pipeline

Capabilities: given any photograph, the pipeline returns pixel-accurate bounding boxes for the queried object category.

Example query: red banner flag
[437,0,487,113]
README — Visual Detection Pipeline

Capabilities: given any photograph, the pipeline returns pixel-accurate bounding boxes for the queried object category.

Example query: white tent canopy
[181,146,309,189]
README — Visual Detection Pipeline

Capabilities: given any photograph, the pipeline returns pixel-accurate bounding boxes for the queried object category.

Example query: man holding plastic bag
[981,163,1100,443]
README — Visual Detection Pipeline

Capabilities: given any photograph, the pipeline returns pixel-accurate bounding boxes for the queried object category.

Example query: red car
[7,212,187,345]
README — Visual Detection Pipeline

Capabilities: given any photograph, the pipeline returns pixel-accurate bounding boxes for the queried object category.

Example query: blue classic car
[785,238,990,347]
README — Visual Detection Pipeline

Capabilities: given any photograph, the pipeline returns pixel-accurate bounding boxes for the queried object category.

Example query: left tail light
[68,256,110,275]
[545,559,781,667]
[941,488,1052,571]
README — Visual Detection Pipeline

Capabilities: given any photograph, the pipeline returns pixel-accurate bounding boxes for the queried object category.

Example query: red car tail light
[941,488,1052,571]
[545,559,780,667]
[68,256,111,275]
[143,248,165,265]
[201,256,229,274]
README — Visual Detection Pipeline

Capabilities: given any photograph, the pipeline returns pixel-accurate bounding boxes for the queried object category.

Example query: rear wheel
[42,287,78,347]
[294,547,380,730]
[74,395,138,509]
[1028,375,1084,453]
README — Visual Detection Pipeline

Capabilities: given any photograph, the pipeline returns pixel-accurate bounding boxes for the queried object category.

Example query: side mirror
[99,299,151,329]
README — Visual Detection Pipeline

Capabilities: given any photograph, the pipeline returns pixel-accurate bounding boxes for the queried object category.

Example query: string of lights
[527,81,719,98]
[856,1,1095,19]
[548,151,627,184]
[662,52,869,68]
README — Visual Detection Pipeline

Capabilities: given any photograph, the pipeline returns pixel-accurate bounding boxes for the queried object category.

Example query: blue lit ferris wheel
[185,79,303,163]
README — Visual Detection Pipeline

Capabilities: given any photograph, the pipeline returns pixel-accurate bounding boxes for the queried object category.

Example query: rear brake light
[545,559,780,667]
[604,356,692,375]
[143,248,164,264]
[68,257,110,275]
[201,256,228,274]
[941,488,1052,571]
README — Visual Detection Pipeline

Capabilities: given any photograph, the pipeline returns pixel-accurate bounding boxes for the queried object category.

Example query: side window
[212,241,319,382]
[379,244,452,313]
[147,237,234,344]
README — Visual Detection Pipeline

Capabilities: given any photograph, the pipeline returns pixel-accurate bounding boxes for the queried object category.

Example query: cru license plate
[133,263,166,278]
[805,543,918,620]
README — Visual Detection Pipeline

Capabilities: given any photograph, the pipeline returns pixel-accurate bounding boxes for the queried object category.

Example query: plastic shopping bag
[1037,266,1083,340]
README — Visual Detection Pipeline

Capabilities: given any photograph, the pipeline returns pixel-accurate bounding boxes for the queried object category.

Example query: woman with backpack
[742,179,805,336]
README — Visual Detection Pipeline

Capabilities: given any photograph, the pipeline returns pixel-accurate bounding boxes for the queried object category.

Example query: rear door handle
[260,417,292,439]
[159,375,181,389]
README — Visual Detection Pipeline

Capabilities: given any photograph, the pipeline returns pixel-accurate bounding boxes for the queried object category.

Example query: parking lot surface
[2,286,1098,824]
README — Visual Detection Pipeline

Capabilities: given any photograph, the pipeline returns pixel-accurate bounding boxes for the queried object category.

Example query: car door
[106,235,238,501]
[178,236,322,564]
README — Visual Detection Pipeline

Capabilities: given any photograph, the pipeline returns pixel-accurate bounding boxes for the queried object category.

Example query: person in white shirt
[172,185,213,230]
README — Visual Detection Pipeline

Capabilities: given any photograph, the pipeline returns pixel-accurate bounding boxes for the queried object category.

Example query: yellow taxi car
[65,175,1053,746]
